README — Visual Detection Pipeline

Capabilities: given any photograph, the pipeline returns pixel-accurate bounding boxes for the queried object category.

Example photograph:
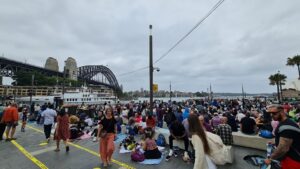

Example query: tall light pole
[149,25,154,115]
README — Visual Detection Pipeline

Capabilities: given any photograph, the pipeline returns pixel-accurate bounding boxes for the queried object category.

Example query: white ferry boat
[16,87,116,105]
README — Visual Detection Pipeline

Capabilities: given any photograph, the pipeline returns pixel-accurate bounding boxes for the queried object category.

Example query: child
[21,108,28,132]
[142,127,161,159]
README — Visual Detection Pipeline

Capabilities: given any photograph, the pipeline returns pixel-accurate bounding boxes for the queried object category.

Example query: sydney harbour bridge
[0,57,121,91]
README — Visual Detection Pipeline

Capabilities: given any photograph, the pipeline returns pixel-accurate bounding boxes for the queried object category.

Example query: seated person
[84,116,93,128]
[215,117,233,145]
[134,113,143,134]
[146,115,156,129]
[91,125,98,142]
[115,115,123,133]
[240,113,257,135]
[69,115,79,124]
[166,120,190,161]
[126,117,136,135]
[142,127,161,159]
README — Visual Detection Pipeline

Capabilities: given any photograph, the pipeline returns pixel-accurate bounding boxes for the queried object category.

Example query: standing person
[215,117,233,145]
[97,107,117,167]
[3,103,18,141]
[0,104,6,141]
[41,104,57,142]
[188,114,211,169]
[54,109,70,152]
[264,104,300,168]
[21,108,29,132]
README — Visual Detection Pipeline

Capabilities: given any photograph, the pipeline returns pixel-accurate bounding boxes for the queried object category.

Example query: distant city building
[65,57,77,80]
[282,79,300,99]
[44,57,59,71]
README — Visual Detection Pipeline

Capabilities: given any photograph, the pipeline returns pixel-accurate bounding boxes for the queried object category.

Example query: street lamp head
[153,67,160,72]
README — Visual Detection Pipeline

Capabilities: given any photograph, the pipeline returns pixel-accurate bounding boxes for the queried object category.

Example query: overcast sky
[1,0,300,93]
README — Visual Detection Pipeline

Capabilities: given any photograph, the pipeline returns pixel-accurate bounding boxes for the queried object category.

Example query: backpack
[131,149,145,162]
[156,133,166,147]
[259,130,273,139]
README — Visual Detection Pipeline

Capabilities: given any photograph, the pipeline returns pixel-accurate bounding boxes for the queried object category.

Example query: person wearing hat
[264,104,300,168]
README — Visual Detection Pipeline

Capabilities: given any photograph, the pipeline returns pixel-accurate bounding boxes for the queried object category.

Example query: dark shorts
[22,116,27,122]
[6,121,18,128]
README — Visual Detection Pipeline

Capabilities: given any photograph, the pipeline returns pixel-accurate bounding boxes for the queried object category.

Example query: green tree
[286,54,300,79]
[269,72,287,103]
[12,70,83,87]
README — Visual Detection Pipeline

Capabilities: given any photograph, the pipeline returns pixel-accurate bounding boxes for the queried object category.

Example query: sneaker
[165,150,174,161]
[183,151,190,162]
[174,152,178,157]
[165,155,171,161]
[92,137,97,142]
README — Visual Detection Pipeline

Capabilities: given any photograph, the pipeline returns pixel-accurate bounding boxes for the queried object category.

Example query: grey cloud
[1,0,299,93]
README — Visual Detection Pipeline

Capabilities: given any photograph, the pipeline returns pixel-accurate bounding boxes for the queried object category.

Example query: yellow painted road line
[10,140,48,169]
[27,125,135,169]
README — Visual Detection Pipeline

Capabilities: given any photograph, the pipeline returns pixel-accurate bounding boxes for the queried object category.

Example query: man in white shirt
[41,104,57,142]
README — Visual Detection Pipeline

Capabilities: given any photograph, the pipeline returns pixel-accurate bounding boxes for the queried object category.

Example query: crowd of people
[0,98,300,168]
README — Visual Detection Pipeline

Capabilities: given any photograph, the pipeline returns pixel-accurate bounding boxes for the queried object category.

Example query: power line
[117,0,225,77]
[117,66,149,77]
[154,0,225,64]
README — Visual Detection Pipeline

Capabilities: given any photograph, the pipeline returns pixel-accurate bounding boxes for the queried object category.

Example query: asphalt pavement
[0,123,265,169]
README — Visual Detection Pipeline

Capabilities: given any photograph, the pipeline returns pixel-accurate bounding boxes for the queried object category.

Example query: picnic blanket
[139,156,164,165]
[114,133,127,143]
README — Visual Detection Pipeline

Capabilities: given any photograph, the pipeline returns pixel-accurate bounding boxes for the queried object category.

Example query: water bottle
[266,141,273,158]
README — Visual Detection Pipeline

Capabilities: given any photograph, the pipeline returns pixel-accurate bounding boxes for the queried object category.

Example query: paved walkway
[0,123,265,169]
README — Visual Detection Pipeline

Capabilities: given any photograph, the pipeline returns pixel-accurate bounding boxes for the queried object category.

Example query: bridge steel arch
[78,65,120,90]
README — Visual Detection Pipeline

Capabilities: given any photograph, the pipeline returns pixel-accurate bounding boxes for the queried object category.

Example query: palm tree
[286,54,300,79]
[269,72,287,103]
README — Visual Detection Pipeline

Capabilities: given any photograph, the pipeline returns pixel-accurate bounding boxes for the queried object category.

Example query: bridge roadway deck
[0,123,265,169]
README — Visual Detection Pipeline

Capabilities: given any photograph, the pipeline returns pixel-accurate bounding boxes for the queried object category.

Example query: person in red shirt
[146,114,156,129]
[3,103,18,141]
